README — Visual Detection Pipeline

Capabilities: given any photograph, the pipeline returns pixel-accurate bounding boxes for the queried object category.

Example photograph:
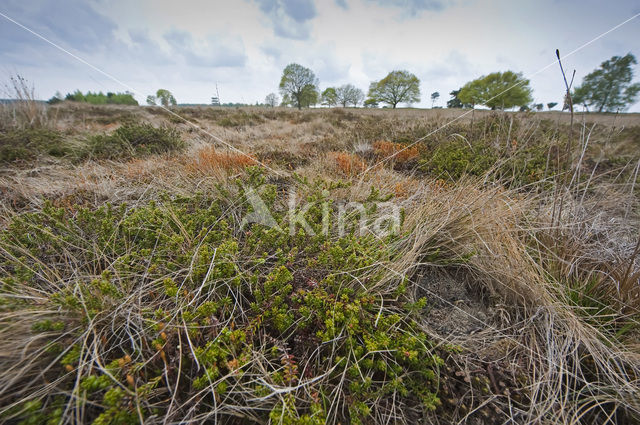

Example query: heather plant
[0,170,447,424]
[87,123,184,159]
[0,128,72,163]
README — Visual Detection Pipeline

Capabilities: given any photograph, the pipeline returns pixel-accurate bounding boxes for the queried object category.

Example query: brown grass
[372,140,420,163]
[0,103,639,423]
[328,151,367,176]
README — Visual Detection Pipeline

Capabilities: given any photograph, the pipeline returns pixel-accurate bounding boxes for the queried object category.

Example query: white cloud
[1,0,638,110]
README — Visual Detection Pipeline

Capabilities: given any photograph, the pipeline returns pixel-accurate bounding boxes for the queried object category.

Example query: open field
[1,102,639,424]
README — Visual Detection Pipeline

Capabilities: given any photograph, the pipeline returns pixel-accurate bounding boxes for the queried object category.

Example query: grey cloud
[335,0,349,9]
[0,0,117,53]
[252,0,316,39]
[261,43,283,60]
[124,30,173,66]
[163,30,247,68]
[365,0,447,15]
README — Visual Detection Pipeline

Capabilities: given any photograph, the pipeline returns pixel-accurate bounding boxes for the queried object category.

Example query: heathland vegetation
[0,57,639,423]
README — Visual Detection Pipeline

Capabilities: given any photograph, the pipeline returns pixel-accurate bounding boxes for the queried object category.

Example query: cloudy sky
[1,0,639,110]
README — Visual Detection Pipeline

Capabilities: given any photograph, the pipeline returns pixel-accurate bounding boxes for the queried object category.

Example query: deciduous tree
[336,84,364,107]
[279,63,319,109]
[458,71,532,110]
[572,53,640,112]
[321,87,337,107]
[155,89,177,107]
[265,93,279,107]
[366,70,420,108]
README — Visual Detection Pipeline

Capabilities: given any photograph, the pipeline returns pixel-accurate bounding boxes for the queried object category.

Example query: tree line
[270,53,640,112]
[48,90,138,106]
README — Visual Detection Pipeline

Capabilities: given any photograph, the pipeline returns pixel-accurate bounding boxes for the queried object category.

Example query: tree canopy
[446,89,466,108]
[367,70,420,108]
[64,90,138,106]
[430,91,440,108]
[336,84,364,107]
[265,93,279,107]
[321,87,338,107]
[279,63,319,109]
[155,89,177,107]
[458,71,532,110]
[572,53,640,113]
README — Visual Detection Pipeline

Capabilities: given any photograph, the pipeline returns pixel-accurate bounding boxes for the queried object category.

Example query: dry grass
[0,103,639,423]
[328,151,368,176]
[188,145,258,175]
[0,74,51,130]
[372,140,420,164]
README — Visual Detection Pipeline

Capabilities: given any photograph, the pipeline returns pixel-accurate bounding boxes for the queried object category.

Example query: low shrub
[420,139,496,180]
[0,128,71,163]
[87,123,184,160]
[0,171,447,424]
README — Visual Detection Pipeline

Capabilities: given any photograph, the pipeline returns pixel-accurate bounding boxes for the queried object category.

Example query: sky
[1,0,640,111]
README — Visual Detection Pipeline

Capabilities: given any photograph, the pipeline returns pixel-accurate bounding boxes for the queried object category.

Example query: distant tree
[547,102,558,110]
[265,93,279,107]
[430,91,440,108]
[155,89,177,107]
[350,87,365,107]
[279,63,319,110]
[336,84,364,107]
[534,103,544,111]
[336,85,350,107]
[280,93,291,107]
[299,84,319,108]
[146,95,157,106]
[363,98,379,108]
[66,90,85,102]
[367,70,420,108]
[458,71,532,110]
[446,89,464,108]
[572,53,640,112]
[321,87,338,107]
[47,91,64,105]
[63,90,137,105]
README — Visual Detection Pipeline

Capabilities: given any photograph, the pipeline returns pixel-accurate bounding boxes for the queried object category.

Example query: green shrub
[65,90,138,106]
[87,123,184,159]
[0,128,72,163]
[0,170,448,424]
[421,140,497,180]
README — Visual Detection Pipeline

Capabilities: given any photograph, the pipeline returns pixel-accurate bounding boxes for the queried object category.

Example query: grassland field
[0,102,639,424]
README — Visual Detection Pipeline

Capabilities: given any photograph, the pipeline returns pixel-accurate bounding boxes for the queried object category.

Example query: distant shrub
[0,128,71,163]
[87,123,184,160]
[65,90,138,106]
